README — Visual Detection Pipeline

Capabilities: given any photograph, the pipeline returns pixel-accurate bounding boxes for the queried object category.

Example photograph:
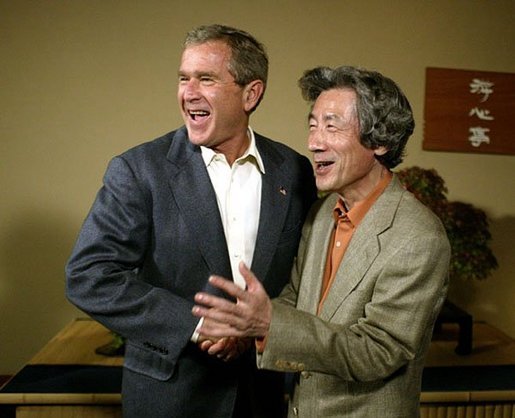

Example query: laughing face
[178,40,253,158]
[308,88,387,206]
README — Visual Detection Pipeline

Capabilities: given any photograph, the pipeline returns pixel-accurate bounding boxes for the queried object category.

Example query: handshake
[192,262,272,362]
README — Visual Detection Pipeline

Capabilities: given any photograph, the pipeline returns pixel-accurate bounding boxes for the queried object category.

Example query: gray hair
[298,66,414,169]
[184,24,268,110]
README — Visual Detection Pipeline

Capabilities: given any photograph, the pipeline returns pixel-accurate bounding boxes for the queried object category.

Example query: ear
[243,80,264,112]
[374,146,388,156]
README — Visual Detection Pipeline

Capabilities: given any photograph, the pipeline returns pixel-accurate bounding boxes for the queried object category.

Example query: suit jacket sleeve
[66,155,197,371]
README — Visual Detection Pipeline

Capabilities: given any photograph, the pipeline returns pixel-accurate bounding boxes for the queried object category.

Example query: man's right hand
[197,319,251,362]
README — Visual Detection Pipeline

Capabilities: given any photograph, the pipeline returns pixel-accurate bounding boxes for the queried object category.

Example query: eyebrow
[177,70,217,78]
[308,112,344,123]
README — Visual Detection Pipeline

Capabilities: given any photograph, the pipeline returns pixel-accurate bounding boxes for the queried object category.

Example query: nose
[179,78,201,101]
[307,130,323,152]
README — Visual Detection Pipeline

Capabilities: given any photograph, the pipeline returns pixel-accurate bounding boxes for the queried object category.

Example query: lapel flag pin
[279,187,287,196]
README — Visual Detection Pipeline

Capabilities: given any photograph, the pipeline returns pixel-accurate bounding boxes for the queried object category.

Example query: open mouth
[315,161,334,169]
[188,110,210,121]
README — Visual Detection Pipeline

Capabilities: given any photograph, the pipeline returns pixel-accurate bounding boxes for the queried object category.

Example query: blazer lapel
[250,135,291,283]
[296,195,337,314]
[319,177,405,320]
[166,128,232,283]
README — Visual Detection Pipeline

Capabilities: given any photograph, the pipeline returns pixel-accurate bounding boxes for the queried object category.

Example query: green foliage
[95,331,126,356]
[397,166,498,281]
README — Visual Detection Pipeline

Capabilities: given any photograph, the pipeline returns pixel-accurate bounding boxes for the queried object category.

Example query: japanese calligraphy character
[469,78,494,102]
[469,107,494,121]
[468,127,490,147]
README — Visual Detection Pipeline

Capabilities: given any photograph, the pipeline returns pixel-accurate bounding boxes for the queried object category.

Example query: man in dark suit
[66,24,316,418]
[192,66,450,417]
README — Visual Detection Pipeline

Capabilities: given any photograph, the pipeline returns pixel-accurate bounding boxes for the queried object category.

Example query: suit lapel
[296,195,337,314]
[250,135,291,282]
[319,177,405,320]
[166,128,232,282]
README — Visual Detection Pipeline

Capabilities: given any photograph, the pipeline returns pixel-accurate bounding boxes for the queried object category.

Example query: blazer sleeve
[65,156,198,371]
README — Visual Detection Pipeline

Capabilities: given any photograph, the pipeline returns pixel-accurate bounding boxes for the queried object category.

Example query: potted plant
[396,166,498,353]
[396,166,498,282]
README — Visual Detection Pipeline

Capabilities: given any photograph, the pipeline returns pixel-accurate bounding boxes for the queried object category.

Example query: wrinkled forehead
[179,41,233,73]
[309,88,357,121]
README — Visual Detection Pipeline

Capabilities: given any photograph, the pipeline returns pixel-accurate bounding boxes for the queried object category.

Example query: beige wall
[1,0,514,374]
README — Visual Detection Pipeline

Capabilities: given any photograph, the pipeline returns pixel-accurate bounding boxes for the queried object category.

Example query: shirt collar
[200,127,265,174]
[333,170,393,226]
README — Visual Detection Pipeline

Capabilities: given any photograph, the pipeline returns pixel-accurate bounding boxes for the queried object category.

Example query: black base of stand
[433,300,473,355]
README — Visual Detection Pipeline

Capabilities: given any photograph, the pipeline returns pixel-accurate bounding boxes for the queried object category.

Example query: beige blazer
[258,175,451,418]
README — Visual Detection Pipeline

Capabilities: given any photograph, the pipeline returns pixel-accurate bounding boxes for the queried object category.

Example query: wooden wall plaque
[423,67,515,155]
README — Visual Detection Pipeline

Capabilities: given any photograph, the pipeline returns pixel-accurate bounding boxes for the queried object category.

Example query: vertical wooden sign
[423,67,515,155]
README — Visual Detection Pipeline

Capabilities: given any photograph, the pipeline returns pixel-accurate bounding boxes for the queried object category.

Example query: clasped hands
[193,262,272,361]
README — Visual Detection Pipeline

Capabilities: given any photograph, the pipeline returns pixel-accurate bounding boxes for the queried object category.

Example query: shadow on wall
[0,208,81,373]
[447,215,515,337]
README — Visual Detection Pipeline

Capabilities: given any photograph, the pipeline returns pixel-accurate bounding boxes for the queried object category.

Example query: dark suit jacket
[258,176,450,418]
[66,127,317,418]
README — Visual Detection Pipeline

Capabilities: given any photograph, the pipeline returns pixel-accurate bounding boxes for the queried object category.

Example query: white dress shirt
[192,127,265,341]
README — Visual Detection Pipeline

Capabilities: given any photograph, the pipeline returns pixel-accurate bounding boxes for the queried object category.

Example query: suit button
[293,407,299,416]
[301,371,311,379]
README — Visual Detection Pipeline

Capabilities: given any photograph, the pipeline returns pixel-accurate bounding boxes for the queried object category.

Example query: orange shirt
[317,172,392,313]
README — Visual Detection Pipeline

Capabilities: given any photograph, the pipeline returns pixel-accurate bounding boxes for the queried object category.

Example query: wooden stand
[434,300,474,355]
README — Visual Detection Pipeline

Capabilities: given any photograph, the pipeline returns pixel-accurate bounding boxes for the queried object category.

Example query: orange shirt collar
[334,170,393,226]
